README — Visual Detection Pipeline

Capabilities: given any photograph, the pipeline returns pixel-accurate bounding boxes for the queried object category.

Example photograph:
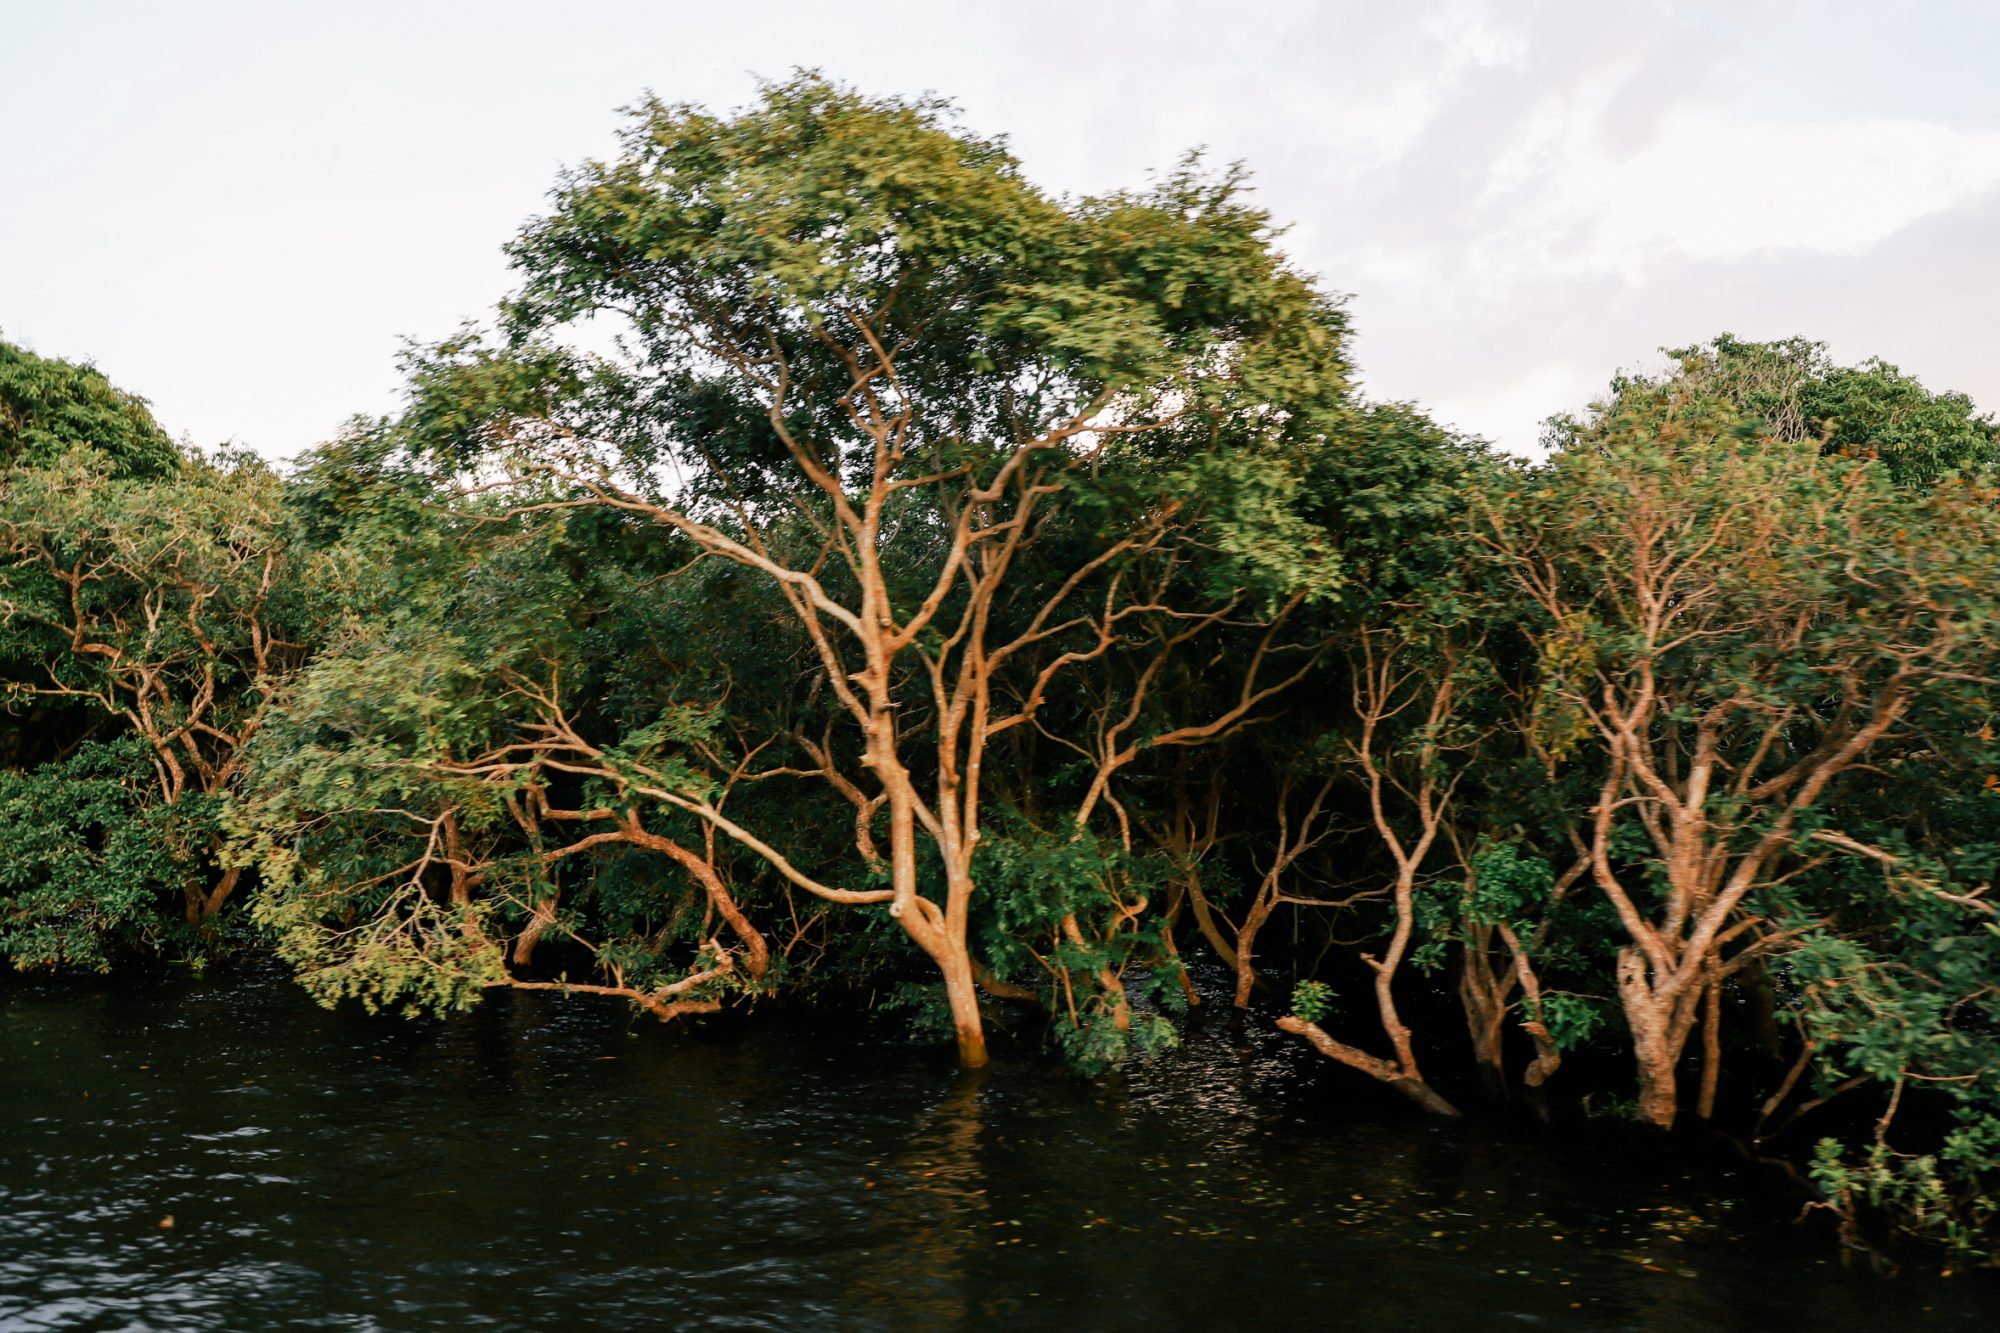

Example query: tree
[0,447,321,924]
[1271,609,1477,1116]
[1552,335,2000,488]
[391,74,1354,1065]
[1486,376,2000,1129]
[231,436,809,1023]
[1177,399,1493,1110]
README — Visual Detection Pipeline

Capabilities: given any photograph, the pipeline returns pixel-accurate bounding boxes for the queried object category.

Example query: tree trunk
[972,958,1044,1008]
[1500,923,1563,1092]
[1276,1016,1461,1117]
[1457,933,1510,1097]
[513,905,555,967]
[940,948,989,1067]
[1389,1072,1462,1118]
[1697,973,1722,1122]
[645,833,770,980]
[1740,959,1784,1057]
[1184,874,1252,977]
[1633,1041,1678,1129]
[1158,892,1202,1008]
[187,865,243,926]
[1233,892,1278,1009]
[877,735,989,1068]
[1061,912,1132,1031]
[1619,948,1682,1129]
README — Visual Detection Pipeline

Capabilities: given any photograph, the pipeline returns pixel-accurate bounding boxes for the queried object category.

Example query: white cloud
[1536,113,2000,270]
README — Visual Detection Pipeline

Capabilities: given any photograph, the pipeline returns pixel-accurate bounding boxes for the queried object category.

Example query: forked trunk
[186,865,243,927]
[1618,948,1683,1129]
[878,740,990,1068]
[1183,875,1238,967]
[1457,932,1511,1097]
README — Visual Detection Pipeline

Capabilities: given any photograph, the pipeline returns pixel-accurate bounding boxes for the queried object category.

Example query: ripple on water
[3,966,1997,1331]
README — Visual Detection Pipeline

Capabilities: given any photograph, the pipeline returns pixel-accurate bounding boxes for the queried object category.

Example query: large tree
[389,75,1355,1065]
[1486,373,2000,1129]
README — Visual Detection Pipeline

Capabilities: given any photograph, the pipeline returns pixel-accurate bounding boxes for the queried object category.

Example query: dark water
[1,968,1991,1331]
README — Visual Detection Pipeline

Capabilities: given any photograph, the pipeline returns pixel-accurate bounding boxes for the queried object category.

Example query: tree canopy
[0,337,181,478]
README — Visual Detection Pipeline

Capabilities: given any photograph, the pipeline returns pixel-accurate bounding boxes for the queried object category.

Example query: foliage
[0,337,180,478]
[1548,333,2000,487]
[1289,979,1334,1024]
[0,738,197,970]
[0,444,326,926]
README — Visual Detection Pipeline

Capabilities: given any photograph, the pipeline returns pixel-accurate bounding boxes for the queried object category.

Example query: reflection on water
[1,966,1990,1330]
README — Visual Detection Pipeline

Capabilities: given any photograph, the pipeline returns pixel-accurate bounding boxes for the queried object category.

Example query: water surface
[1,967,1989,1330]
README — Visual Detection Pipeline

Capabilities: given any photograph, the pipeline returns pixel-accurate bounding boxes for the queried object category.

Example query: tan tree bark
[1231,774,1337,1009]
[1275,622,1473,1117]
[1477,444,1975,1129]
[487,353,1201,1065]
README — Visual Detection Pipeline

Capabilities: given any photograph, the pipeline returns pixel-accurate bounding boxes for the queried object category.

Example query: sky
[3,0,1997,460]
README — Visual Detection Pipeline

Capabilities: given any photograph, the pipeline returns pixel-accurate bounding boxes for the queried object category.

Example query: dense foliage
[0,336,180,479]
[5,77,1998,1268]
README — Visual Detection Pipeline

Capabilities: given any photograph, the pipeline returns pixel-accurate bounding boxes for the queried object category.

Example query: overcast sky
[4,0,1996,459]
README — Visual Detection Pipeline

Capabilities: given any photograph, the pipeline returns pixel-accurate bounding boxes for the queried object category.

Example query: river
[1,966,1990,1330]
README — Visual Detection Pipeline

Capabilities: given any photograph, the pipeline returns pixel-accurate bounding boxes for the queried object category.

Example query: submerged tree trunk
[1457,936,1512,1098]
[1233,894,1278,1010]
[1159,889,1201,1008]
[1617,947,1702,1130]
[937,947,989,1068]
[1233,776,1335,1009]
[1277,859,1460,1118]
[1277,1016,1461,1117]
[1280,631,1465,1118]
[1456,914,1567,1103]
[1183,875,1244,974]
[1512,930,1564,1094]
